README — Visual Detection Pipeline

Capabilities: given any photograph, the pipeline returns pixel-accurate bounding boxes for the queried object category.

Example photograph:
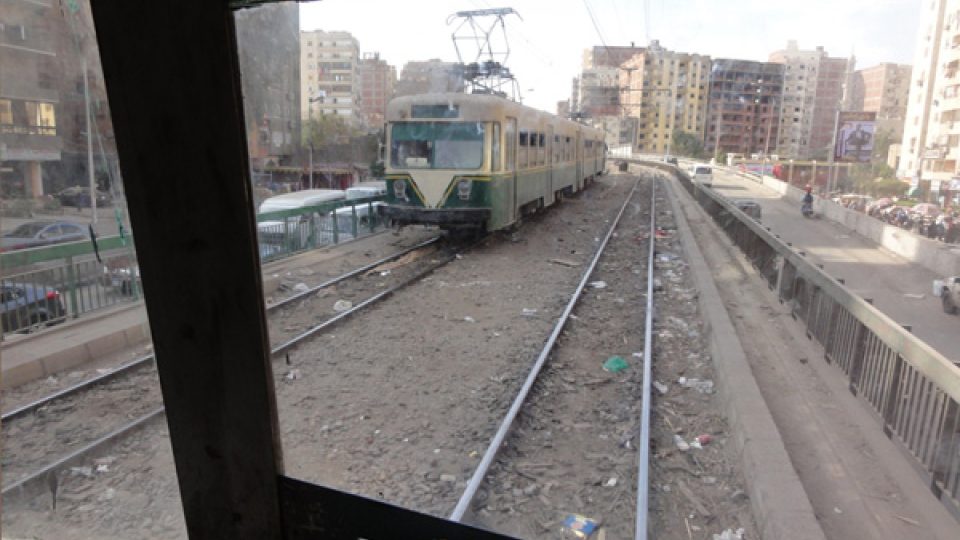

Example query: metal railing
[255,195,389,262]
[0,196,390,337]
[665,166,960,521]
[2,238,140,338]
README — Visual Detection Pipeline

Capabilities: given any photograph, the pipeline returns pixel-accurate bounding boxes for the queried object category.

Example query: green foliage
[872,129,896,163]
[3,199,35,218]
[303,115,378,164]
[369,159,385,178]
[303,115,359,148]
[40,195,63,212]
[671,131,707,159]
[872,177,908,197]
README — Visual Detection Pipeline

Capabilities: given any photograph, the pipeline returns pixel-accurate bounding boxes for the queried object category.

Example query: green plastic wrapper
[602,355,628,373]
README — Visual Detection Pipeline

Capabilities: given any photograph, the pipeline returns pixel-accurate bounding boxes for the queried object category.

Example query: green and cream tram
[381,93,606,232]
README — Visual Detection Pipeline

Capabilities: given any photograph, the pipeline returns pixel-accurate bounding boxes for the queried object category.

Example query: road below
[709,168,959,362]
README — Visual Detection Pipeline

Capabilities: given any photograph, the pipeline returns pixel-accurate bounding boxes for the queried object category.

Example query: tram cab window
[390,121,485,169]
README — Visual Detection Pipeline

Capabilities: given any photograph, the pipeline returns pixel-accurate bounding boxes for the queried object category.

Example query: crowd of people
[856,198,960,243]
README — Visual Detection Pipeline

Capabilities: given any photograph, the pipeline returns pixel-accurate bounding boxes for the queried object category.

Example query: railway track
[446,177,658,538]
[4,173,664,538]
[2,235,455,499]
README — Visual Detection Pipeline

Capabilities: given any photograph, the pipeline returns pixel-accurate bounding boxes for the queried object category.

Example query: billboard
[834,111,876,162]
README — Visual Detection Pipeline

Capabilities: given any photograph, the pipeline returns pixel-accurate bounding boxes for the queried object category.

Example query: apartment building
[300,30,360,122]
[705,59,786,157]
[848,63,912,140]
[618,40,711,155]
[357,52,396,129]
[235,3,300,170]
[900,0,960,189]
[1,0,63,198]
[394,59,464,97]
[576,44,645,120]
[768,41,853,159]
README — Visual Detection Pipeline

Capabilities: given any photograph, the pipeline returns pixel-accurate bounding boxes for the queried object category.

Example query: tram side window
[566,136,571,161]
[492,122,501,172]
[531,132,539,166]
[538,133,546,166]
[519,131,528,169]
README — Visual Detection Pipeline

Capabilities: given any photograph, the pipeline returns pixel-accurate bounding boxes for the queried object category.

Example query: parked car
[101,257,141,295]
[733,199,762,220]
[1,282,66,333]
[345,181,387,200]
[55,186,112,208]
[690,164,713,187]
[1,220,88,251]
[341,181,388,228]
[663,155,679,165]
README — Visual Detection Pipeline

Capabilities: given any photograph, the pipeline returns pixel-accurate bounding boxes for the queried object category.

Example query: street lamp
[307,92,326,188]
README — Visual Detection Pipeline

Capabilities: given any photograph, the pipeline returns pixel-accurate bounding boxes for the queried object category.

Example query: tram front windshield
[390,121,485,170]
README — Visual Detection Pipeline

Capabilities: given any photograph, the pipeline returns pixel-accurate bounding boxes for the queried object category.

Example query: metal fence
[663,165,960,521]
[2,244,140,338]
[1,196,390,338]
[256,196,388,262]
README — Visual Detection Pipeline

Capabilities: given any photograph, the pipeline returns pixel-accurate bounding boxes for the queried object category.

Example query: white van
[325,181,390,236]
[345,181,387,200]
[690,165,713,187]
[258,189,345,247]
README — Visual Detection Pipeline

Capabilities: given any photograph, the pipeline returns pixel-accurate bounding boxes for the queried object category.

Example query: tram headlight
[393,179,408,202]
[457,178,473,201]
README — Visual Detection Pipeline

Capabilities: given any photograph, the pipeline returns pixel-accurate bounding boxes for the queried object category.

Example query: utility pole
[827,109,840,195]
[83,55,97,226]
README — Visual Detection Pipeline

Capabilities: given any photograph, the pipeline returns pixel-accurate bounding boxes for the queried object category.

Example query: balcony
[0,124,62,161]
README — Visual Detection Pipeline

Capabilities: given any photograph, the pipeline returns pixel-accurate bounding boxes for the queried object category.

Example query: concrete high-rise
[357,52,396,129]
[394,59,464,97]
[618,40,711,155]
[1,0,64,198]
[705,59,785,157]
[900,0,956,191]
[768,41,853,159]
[847,63,911,142]
[300,30,361,122]
[236,3,300,171]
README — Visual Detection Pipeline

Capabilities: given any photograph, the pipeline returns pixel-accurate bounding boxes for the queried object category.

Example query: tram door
[576,131,582,190]
[547,125,554,202]
[505,117,518,223]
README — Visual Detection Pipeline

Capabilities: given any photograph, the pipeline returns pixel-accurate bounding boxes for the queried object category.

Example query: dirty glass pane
[1,0,175,538]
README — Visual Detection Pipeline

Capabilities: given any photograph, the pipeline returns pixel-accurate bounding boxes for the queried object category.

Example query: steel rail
[635,178,657,540]
[2,238,460,501]
[1,238,441,423]
[1,407,165,496]
[266,236,441,311]
[270,237,481,356]
[2,354,155,423]
[449,179,642,522]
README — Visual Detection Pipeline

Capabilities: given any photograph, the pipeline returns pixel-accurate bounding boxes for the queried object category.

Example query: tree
[671,131,706,159]
[303,115,378,164]
[303,114,358,149]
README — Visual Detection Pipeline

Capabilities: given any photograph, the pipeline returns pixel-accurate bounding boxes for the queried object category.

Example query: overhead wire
[468,0,555,68]
[582,0,610,51]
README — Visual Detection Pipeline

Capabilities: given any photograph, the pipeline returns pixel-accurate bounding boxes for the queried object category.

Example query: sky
[299,0,921,113]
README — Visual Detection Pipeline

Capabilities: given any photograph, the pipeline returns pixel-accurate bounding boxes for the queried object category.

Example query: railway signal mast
[446,7,522,101]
